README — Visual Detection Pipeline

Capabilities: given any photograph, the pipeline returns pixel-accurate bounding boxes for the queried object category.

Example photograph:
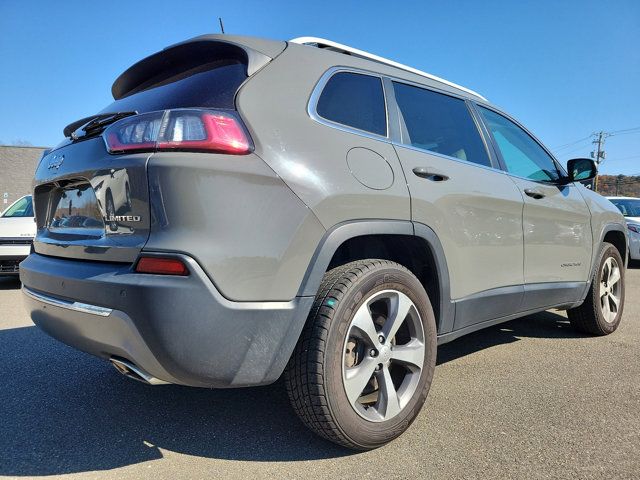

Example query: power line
[552,135,593,151]
[552,126,640,152]
[609,126,640,135]
[557,143,592,156]
[609,130,640,137]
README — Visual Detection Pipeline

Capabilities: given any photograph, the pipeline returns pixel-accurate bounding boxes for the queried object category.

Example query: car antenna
[219,17,225,34]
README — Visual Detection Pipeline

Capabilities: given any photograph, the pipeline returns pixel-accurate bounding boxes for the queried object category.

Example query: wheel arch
[603,227,627,267]
[578,223,629,303]
[297,220,454,334]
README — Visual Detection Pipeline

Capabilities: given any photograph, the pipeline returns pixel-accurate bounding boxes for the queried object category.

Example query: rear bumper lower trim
[23,286,113,317]
[20,253,315,387]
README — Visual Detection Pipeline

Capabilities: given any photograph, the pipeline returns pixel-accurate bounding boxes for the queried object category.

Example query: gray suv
[21,35,628,450]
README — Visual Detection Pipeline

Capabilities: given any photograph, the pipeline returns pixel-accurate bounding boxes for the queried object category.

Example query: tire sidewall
[323,265,437,449]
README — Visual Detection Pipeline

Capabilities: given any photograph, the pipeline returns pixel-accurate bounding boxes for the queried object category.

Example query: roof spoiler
[111,37,273,100]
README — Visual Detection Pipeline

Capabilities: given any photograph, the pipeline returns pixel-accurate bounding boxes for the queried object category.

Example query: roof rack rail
[290,37,487,101]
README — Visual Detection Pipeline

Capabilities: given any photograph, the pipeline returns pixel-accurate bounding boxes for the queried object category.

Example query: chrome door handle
[524,188,545,199]
[412,167,449,182]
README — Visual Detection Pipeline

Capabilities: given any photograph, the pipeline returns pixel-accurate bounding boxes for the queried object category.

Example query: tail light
[103,109,252,154]
[135,256,189,276]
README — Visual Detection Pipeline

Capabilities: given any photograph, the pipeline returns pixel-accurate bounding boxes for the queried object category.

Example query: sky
[0,0,639,174]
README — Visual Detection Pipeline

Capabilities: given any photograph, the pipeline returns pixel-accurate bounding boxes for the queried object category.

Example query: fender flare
[579,222,629,302]
[296,219,455,334]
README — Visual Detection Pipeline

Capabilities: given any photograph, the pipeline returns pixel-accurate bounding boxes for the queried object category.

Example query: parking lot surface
[1,267,638,479]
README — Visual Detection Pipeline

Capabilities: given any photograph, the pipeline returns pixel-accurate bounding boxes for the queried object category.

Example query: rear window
[316,72,387,136]
[100,61,247,114]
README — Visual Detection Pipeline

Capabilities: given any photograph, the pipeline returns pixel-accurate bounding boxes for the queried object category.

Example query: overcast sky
[1,0,638,174]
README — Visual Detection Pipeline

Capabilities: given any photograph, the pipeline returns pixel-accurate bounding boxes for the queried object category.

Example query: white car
[608,196,640,261]
[0,195,36,275]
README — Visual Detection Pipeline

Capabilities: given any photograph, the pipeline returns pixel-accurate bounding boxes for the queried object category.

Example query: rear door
[476,105,592,308]
[390,81,525,331]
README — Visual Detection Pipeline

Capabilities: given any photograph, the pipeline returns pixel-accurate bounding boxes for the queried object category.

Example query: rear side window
[393,82,491,167]
[101,62,247,114]
[316,72,387,136]
[478,107,561,182]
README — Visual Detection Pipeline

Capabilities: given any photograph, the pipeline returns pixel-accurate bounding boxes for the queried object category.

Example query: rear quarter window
[316,72,387,136]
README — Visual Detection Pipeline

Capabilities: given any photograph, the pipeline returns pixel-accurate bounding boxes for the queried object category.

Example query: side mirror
[567,158,597,183]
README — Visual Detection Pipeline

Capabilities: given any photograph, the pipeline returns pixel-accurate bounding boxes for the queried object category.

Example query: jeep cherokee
[21,35,628,450]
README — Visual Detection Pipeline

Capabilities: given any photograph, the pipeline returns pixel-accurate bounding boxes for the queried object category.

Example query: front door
[477,106,592,308]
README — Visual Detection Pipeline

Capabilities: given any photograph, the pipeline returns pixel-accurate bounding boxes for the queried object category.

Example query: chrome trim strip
[23,287,112,317]
[308,67,390,142]
[391,141,508,175]
[307,66,508,176]
[504,170,577,186]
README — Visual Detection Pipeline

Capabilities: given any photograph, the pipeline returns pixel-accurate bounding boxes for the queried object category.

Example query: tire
[284,259,437,450]
[567,242,625,335]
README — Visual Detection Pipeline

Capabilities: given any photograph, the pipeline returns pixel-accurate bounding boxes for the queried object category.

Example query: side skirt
[445,281,587,343]
[438,302,573,346]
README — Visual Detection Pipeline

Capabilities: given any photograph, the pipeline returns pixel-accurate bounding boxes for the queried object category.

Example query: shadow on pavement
[437,310,586,365]
[0,310,587,475]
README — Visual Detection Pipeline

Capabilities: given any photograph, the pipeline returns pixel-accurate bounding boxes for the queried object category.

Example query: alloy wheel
[600,257,622,323]
[342,289,425,422]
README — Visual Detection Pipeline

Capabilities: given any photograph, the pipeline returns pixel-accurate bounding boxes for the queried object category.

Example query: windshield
[2,196,33,218]
[610,198,640,217]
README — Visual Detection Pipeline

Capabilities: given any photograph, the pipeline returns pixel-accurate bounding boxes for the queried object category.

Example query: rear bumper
[20,253,314,388]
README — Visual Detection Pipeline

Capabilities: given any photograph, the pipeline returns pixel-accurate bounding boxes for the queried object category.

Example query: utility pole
[591,131,609,191]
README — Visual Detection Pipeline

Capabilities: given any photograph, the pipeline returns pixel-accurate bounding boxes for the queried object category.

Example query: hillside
[596,175,640,197]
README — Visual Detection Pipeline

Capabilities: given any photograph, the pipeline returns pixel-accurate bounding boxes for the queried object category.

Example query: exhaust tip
[110,357,169,385]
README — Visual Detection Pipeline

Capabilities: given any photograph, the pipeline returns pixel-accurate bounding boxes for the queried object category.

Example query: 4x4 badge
[47,154,64,170]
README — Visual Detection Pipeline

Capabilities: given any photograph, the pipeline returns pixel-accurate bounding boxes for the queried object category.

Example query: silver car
[0,195,36,275]
[608,196,640,261]
[21,35,628,449]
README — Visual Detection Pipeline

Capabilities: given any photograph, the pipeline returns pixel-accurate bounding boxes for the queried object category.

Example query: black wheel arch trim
[580,222,629,302]
[296,219,455,335]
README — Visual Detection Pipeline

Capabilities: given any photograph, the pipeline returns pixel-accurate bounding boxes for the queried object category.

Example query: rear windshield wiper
[82,111,138,133]
[63,111,137,139]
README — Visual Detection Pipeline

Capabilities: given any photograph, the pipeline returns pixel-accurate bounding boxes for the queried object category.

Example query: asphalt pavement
[1,267,639,479]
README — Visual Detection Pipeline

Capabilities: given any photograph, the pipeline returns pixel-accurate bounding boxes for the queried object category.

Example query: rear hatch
[33,36,282,263]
